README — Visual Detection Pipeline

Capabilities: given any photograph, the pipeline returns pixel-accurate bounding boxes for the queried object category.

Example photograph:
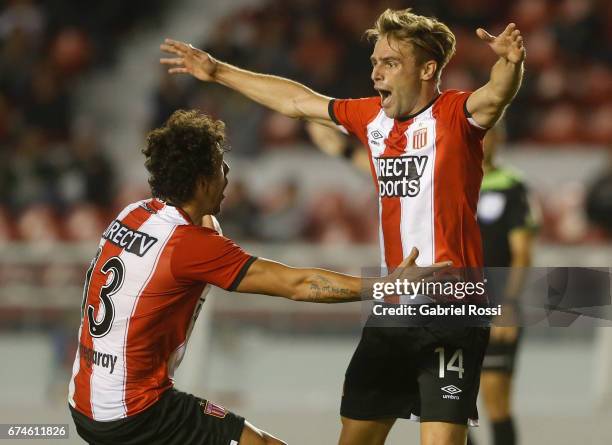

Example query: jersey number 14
[434,347,465,379]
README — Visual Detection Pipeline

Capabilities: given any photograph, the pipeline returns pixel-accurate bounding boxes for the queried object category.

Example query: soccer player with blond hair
[161,8,526,445]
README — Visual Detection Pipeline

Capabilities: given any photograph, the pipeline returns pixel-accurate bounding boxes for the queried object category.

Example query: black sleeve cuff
[463,98,472,119]
[463,94,489,131]
[328,99,339,125]
[228,256,258,291]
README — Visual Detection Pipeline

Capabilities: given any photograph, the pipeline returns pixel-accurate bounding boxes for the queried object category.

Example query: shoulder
[329,96,381,124]
[333,96,381,108]
[170,224,244,269]
[433,90,472,112]
[174,224,222,243]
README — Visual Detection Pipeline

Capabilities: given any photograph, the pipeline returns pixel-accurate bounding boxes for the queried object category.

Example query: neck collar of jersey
[396,93,441,122]
[160,199,195,225]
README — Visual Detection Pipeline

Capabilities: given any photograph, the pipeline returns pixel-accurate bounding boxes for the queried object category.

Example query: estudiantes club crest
[200,400,227,418]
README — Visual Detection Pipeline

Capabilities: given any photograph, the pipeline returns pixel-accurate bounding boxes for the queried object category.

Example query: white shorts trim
[408,412,480,427]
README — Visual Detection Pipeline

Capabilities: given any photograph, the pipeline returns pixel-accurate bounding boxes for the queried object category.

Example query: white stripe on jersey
[367,110,391,159]
[68,324,81,407]
[89,203,187,420]
[167,284,211,380]
[367,110,393,270]
[69,203,142,411]
[364,105,438,268]
[377,202,386,272]
[399,108,436,266]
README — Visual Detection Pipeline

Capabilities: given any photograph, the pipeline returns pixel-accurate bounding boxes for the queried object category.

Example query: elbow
[487,91,511,110]
[286,101,302,120]
[289,95,314,120]
[288,279,311,302]
[289,292,307,302]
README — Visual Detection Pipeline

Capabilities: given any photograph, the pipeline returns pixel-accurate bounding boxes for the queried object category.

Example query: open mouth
[377,88,392,107]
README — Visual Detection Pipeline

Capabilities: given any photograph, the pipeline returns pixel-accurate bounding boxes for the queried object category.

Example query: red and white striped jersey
[330,90,486,269]
[68,198,255,421]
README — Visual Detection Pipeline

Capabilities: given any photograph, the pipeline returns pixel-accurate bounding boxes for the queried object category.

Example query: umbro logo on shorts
[441,385,462,400]
[370,130,383,139]
[441,385,462,394]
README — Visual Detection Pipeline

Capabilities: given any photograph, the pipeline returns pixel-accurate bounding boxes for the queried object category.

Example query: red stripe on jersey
[380,120,411,269]
[123,232,203,416]
[381,198,402,269]
[432,97,484,267]
[72,203,154,418]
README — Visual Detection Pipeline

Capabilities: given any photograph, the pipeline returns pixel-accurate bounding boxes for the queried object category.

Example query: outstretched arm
[466,23,526,128]
[236,248,451,303]
[160,39,331,122]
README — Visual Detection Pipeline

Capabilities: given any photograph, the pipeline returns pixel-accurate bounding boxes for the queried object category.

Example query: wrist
[213,59,231,83]
[501,56,524,68]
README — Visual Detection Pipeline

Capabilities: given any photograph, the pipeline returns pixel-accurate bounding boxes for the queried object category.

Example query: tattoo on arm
[307,274,354,302]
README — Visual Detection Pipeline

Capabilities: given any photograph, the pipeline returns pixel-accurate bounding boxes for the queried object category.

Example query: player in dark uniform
[68,110,449,445]
[469,123,537,445]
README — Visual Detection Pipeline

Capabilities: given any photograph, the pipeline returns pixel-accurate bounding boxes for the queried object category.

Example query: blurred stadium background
[0,0,611,443]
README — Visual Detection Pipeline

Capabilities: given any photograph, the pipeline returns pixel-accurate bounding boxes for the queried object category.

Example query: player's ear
[420,60,437,81]
[195,175,210,197]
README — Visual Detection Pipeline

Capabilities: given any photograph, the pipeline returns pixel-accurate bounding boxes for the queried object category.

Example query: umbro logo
[441,385,462,400]
[370,130,383,139]
[441,385,462,395]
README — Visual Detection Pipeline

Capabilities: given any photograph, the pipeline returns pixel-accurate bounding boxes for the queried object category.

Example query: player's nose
[371,66,383,83]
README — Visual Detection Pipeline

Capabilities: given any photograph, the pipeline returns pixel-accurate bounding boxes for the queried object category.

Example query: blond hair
[365,8,456,83]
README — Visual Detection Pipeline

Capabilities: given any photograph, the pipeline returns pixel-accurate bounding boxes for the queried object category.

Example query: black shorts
[70,388,245,445]
[481,329,522,374]
[341,326,490,425]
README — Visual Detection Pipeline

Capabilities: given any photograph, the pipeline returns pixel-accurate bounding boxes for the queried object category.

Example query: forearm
[236,254,443,303]
[214,62,328,119]
[293,268,371,303]
[236,258,372,303]
[486,57,524,106]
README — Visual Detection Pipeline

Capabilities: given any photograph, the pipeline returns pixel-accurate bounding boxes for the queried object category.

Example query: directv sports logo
[375,155,428,198]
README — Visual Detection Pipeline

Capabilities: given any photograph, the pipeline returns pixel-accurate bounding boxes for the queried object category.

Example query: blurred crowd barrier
[0,241,610,445]
[0,147,610,245]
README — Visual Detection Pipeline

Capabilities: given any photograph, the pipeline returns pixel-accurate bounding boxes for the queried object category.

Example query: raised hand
[160,39,218,81]
[476,23,526,64]
[392,247,453,284]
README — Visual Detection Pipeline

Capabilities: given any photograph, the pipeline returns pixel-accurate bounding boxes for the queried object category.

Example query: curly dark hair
[142,110,226,205]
